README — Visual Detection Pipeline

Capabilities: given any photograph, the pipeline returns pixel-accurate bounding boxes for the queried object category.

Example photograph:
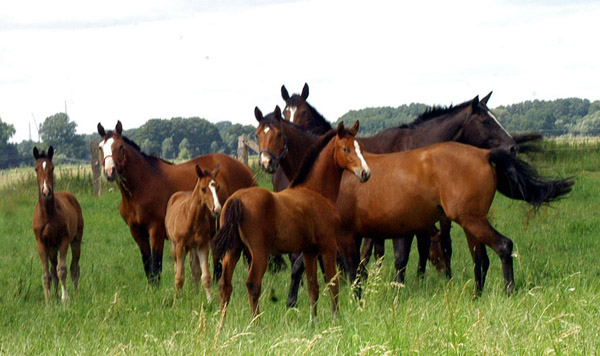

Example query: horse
[275,90,518,306]
[165,164,222,301]
[32,146,84,302]
[97,121,256,285]
[213,115,370,321]
[256,105,573,299]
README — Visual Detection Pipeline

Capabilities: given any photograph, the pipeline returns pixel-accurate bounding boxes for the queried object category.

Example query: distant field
[0,143,598,355]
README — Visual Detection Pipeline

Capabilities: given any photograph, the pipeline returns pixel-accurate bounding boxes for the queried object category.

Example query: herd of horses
[32,84,573,322]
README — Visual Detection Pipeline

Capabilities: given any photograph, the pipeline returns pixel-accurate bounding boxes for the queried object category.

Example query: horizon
[2,0,600,143]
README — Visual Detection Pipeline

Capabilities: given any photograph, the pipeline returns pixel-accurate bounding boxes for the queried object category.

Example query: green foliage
[574,110,600,136]
[217,121,256,154]
[38,113,87,160]
[0,117,20,168]
[337,103,429,136]
[161,137,175,159]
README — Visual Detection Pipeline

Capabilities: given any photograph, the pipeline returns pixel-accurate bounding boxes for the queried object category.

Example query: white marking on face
[286,106,297,121]
[209,180,221,213]
[100,138,116,173]
[487,110,513,138]
[354,140,370,173]
[42,161,47,170]
[264,127,270,134]
[42,180,49,195]
[260,152,270,167]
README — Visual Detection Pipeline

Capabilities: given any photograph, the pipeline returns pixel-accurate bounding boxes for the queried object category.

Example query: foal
[214,118,370,320]
[32,146,84,302]
[165,165,222,301]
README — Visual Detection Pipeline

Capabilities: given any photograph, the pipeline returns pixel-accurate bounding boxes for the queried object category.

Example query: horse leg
[461,217,514,295]
[198,242,212,302]
[36,241,51,302]
[320,249,339,317]
[392,236,413,283]
[48,248,59,298]
[57,240,70,302]
[416,231,432,278]
[337,232,361,298]
[439,218,453,279]
[190,246,201,291]
[69,235,82,293]
[149,226,166,286]
[218,248,242,314]
[174,242,186,293]
[373,239,385,261]
[246,250,268,319]
[286,253,304,308]
[302,252,320,321]
[359,238,374,268]
[130,226,152,282]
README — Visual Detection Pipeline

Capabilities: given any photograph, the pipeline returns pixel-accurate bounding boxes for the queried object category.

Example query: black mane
[289,130,336,188]
[412,100,474,126]
[103,130,173,165]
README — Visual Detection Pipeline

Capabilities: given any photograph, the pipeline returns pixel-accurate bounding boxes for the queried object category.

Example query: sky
[1,0,600,143]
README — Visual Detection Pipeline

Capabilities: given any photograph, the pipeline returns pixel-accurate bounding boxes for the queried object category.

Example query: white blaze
[260,152,271,167]
[354,140,370,173]
[99,138,116,173]
[487,110,513,138]
[209,180,221,213]
[286,106,297,121]
[264,127,270,134]
[42,161,46,170]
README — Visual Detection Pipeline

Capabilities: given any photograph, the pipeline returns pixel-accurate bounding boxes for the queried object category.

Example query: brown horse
[256,109,573,297]
[213,117,370,320]
[32,146,84,302]
[97,121,256,285]
[165,164,222,301]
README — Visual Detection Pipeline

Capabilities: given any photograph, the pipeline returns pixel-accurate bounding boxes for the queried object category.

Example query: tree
[0,118,19,168]
[574,110,600,136]
[178,138,190,160]
[38,113,87,159]
[161,137,175,159]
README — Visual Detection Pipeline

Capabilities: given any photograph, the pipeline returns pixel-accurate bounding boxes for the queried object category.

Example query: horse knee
[57,265,68,280]
[496,238,513,260]
[246,280,261,300]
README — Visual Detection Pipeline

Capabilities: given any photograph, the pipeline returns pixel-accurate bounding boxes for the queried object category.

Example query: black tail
[513,132,544,153]
[212,198,244,261]
[489,149,574,208]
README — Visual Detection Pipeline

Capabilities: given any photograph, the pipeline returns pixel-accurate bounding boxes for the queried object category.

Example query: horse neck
[409,111,468,148]
[37,190,57,220]
[186,185,210,229]
[280,124,319,180]
[117,147,160,197]
[295,140,342,203]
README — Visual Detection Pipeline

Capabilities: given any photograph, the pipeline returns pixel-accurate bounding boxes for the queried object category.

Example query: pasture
[0,142,599,355]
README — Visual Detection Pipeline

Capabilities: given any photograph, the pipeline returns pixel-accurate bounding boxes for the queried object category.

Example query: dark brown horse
[32,146,84,302]
[97,121,256,285]
[165,164,222,300]
[257,106,572,298]
[213,116,370,320]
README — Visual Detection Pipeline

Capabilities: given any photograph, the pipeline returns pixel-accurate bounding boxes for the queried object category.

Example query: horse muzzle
[356,168,371,183]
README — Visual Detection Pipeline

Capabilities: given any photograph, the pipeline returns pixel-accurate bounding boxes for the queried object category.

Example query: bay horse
[97,121,256,285]
[213,116,370,320]
[165,164,222,301]
[32,146,84,302]
[257,105,572,299]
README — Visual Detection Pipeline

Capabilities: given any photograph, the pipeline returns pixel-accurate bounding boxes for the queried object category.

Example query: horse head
[460,93,517,155]
[33,146,55,199]
[195,164,222,217]
[97,121,126,181]
[335,121,371,182]
[255,106,287,174]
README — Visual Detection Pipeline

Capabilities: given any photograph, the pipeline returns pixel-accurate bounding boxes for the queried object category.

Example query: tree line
[1,97,599,169]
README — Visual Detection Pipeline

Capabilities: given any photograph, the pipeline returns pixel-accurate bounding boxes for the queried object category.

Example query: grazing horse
[275,90,519,306]
[213,116,370,320]
[97,121,256,285]
[165,164,222,301]
[32,146,84,302]
[257,106,572,298]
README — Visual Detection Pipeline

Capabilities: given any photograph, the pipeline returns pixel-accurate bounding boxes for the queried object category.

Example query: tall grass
[0,145,598,354]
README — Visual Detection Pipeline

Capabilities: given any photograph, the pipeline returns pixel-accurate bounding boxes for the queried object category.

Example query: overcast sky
[1,0,600,143]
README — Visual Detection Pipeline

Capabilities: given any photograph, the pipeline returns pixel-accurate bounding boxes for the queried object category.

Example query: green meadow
[1,143,599,355]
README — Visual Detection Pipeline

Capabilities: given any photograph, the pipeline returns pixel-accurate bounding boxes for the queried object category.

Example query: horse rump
[489,149,574,208]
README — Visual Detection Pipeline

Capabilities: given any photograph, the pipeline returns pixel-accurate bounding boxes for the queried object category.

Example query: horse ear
[48,146,54,160]
[480,91,493,106]
[211,163,221,178]
[97,123,106,137]
[254,107,263,122]
[349,121,360,135]
[281,85,290,101]
[115,121,123,135]
[274,106,282,121]
[470,96,480,113]
[336,121,345,136]
[33,147,39,159]
[301,83,309,100]
[195,165,205,178]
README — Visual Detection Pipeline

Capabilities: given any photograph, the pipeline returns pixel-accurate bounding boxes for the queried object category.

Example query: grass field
[1,144,599,355]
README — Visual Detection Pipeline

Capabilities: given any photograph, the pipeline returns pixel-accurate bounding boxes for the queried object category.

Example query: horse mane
[289,130,336,188]
[288,95,332,134]
[103,130,173,165]
[392,99,475,131]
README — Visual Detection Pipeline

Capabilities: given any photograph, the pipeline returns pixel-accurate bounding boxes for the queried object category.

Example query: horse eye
[201,188,207,193]
[343,147,350,153]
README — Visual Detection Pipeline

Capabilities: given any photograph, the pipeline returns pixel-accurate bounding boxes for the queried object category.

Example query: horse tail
[488,149,574,208]
[212,198,244,261]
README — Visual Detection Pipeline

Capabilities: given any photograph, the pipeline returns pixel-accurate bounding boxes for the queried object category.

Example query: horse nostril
[509,145,517,153]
